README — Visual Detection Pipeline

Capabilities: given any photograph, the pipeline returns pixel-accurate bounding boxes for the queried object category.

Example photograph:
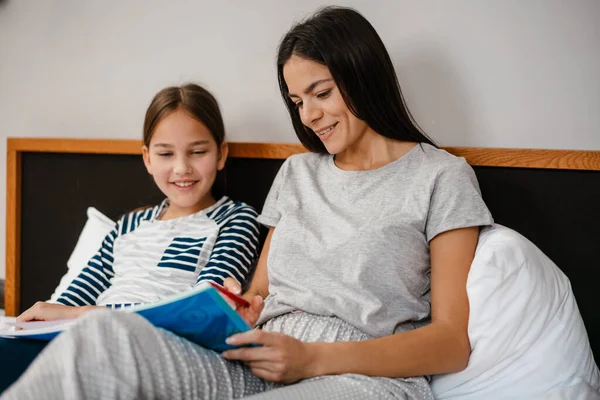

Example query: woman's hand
[222,278,264,328]
[17,302,97,323]
[222,329,318,383]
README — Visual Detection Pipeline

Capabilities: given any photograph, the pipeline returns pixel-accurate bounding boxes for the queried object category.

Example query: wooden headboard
[5,138,600,357]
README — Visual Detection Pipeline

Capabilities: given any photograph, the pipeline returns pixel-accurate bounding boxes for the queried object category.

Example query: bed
[4,137,600,397]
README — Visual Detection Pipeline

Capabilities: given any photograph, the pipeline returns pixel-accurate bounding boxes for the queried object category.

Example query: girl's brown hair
[143,83,227,198]
[143,83,226,149]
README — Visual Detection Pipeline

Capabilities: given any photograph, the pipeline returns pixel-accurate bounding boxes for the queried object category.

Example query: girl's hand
[17,302,96,323]
[222,330,318,383]
[222,278,264,328]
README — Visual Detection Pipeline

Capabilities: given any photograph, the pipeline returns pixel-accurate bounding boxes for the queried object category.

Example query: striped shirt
[56,197,260,309]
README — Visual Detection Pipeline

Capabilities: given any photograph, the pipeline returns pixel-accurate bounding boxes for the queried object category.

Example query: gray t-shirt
[256,143,493,337]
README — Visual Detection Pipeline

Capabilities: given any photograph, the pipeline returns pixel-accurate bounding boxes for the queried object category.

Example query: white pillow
[431,224,600,400]
[48,207,115,302]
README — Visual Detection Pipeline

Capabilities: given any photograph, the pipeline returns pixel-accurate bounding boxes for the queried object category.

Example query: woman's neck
[334,134,417,171]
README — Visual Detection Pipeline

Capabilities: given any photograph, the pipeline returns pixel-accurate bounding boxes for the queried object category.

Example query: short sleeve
[425,159,494,242]
[257,158,290,227]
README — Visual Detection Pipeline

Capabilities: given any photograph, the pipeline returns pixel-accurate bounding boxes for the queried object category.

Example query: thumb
[247,295,264,323]
[250,295,264,312]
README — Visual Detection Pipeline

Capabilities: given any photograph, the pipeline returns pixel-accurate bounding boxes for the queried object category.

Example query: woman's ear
[142,145,153,175]
[217,142,229,171]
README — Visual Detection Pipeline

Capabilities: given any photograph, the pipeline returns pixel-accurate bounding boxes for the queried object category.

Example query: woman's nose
[300,101,322,126]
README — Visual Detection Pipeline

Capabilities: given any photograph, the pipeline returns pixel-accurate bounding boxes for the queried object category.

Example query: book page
[2,319,74,330]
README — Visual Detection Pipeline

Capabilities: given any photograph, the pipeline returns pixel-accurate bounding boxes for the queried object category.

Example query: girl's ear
[217,142,229,171]
[142,145,153,175]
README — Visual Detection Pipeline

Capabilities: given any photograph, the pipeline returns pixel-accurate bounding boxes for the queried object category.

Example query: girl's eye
[158,153,172,157]
[316,90,331,99]
[192,151,207,155]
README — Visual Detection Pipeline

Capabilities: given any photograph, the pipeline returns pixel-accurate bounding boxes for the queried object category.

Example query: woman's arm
[224,226,479,382]
[243,227,273,300]
[309,226,478,377]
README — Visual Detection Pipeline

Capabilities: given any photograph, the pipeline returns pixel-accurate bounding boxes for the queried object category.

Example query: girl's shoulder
[205,196,259,223]
[114,203,163,236]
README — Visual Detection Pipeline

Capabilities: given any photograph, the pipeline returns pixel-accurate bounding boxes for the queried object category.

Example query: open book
[0,281,251,352]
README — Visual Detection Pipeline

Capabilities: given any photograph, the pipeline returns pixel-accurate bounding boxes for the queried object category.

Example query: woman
[2,6,493,400]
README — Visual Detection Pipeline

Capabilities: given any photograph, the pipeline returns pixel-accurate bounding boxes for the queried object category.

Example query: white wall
[0,0,599,280]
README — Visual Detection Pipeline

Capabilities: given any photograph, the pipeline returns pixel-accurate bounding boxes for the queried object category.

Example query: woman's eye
[316,90,331,99]
[192,151,207,155]
[158,153,172,157]
[294,101,303,109]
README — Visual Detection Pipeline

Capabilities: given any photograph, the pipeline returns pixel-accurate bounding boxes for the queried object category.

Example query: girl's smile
[142,108,228,220]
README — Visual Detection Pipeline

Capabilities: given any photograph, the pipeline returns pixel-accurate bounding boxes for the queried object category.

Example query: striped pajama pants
[1,310,433,400]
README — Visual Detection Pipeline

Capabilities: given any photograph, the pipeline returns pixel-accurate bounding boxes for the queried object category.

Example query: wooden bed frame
[5,138,600,357]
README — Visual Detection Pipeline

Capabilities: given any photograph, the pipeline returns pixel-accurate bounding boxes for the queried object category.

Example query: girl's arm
[223,227,273,327]
[18,226,120,322]
[196,204,260,287]
[54,225,119,307]
[308,226,478,377]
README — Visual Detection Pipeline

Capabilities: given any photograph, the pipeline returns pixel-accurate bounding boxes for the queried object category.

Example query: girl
[2,7,493,400]
[0,83,260,392]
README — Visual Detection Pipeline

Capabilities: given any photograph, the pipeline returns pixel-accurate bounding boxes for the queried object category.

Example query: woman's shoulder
[288,150,327,162]
[411,143,472,174]
[416,143,464,164]
[283,151,329,171]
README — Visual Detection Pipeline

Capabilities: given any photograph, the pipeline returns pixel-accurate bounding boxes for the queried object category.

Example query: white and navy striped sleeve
[55,223,120,307]
[197,202,260,286]
[55,206,157,307]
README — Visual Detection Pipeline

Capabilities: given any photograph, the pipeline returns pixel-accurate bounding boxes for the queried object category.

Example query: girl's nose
[173,157,192,175]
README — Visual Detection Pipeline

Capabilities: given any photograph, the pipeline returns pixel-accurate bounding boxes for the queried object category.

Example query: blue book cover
[0,282,252,352]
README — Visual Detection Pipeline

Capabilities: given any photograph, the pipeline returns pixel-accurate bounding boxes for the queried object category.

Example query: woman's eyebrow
[288,78,333,98]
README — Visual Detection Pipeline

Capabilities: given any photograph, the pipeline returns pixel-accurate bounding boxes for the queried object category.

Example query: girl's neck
[159,195,217,221]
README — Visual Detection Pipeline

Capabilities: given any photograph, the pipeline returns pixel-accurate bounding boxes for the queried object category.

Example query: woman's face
[283,55,374,155]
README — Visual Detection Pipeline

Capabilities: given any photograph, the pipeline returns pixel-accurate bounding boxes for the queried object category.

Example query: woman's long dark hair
[277,6,436,153]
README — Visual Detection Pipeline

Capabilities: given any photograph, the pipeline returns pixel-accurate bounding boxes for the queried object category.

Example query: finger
[222,278,242,295]
[243,360,280,372]
[237,295,264,327]
[248,367,286,383]
[17,303,43,323]
[227,329,281,347]
[246,296,264,322]
[250,295,264,313]
[221,346,272,362]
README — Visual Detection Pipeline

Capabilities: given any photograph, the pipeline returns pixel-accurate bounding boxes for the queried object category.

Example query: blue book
[0,282,252,352]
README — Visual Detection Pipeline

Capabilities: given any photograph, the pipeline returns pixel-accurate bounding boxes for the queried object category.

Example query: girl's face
[283,55,375,156]
[142,108,227,219]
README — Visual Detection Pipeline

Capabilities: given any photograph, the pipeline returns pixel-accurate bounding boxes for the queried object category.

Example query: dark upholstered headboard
[5,138,600,358]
